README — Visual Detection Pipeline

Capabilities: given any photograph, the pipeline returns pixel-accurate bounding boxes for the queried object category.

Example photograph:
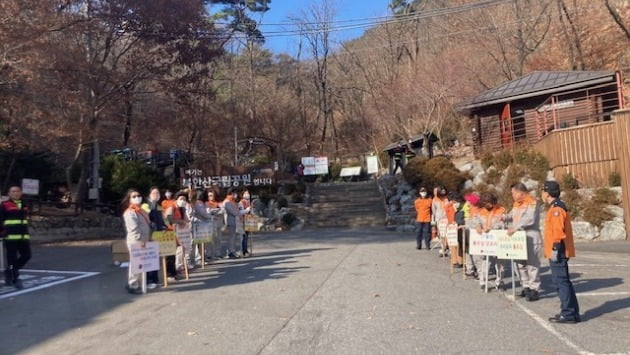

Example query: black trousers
[4,239,32,281]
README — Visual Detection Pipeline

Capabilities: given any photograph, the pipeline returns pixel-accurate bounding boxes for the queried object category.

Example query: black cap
[543,181,561,197]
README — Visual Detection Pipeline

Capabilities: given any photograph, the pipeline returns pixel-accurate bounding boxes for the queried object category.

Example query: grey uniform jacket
[223,200,239,227]
[123,209,151,244]
[509,200,542,244]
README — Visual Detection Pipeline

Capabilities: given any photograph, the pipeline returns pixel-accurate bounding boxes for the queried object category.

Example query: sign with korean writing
[182,174,273,189]
[302,156,329,175]
[366,155,379,174]
[175,225,192,254]
[151,231,177,257]
[468,229,498,256]
[192,222,213,244]
[493,230,528,260]
[302,157,316,175]
[129,242,160,274]
[446,224,459,246]
[21,178,39,195]
[244,214,262,232]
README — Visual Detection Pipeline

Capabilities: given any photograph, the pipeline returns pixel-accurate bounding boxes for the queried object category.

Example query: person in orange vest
[542,181,580,323]
[0,185,32,289]
[161,189,176,223]
[507,183,541,301]
[471,192,506,291]
[414,187,432,250]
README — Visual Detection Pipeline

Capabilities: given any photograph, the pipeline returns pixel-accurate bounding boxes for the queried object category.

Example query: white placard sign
[339,166,361,177]
[21,178,39,195]
[366,155,379,174]
[314,157,329,175]
[446,224,459,246]
[302,157,316,175]
[494,230,528,260]
[129,242,160,274]
[468,229,498,256]
[175,225,193,254]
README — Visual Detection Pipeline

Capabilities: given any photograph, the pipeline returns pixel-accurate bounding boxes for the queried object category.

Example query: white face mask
[243,193,250,200]
[165,192,173,199]
[130,196,142,205]
[176,200,186,208]
[420,192,427,198]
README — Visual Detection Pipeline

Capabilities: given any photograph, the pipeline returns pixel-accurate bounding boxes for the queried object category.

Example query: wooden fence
[613,109,630,240]
[533,120,618,187]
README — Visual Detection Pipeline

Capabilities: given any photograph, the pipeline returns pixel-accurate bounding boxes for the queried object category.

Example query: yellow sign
[152,231,177,257]
[244,214,262,232]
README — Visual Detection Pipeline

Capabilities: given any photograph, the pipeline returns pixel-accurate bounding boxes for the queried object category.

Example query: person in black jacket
[0,186,32,289]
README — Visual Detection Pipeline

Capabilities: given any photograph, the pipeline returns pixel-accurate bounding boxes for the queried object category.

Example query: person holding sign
[472,192,506,291]
[141,187,166,288]
[542,181,580,324]
[507,183,541,301]
[432,186,449,256]
[239,190,253,257]
[166,192,193,273]
[122,189,151,295]
[223,188,247,259]
[207,189,224,260]
[414,187,432,250]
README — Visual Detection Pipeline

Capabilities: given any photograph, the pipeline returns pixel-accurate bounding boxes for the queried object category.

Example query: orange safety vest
[543,199,575,259]
[414,198,432,223]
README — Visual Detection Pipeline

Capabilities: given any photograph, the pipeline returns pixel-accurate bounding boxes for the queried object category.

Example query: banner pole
[162,256,168,287]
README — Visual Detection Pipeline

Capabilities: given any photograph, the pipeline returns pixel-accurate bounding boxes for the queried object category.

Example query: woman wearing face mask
[471,192,507,291]
[414,187,432,250]
[166,192,192,272]
[122,189,151,294]
[432,186,449,256]
[222,188,242,259]
[191,189,214,265]
[239,190,253,257]
[140,187,166,288]
[161,190,176,226]
[207,188,225,260]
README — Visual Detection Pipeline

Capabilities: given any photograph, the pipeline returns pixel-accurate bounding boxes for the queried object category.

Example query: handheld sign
[151,231,177,257]
[244,214,262,232]
[446,224,459,247]
[175,225,192,254]
[493,230,528,260]
[129,242,160,274]
[192,222,213,244]
[468,229,498,256]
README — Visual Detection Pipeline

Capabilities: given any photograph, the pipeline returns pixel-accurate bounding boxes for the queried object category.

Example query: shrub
[284,183,297,196]
[512,149,550,183]
[403,156,469,193]
[561,189,583,217]
[560,173,580,191]
[296,180,306,193]
[291,191,304,203]
[329,162,342,181]
[608,171,621,187]
[485,168,502,186]
[505,164,528,187]
[592,188,619,205]
[582,205,614,228]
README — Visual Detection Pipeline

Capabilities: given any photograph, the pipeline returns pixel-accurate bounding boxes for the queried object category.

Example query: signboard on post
[366,155,379,175]
[244,214,262,232]
[21,178,39,196]
[437,219,448,238]
[446,224,459,246]
[151,231,177,257]
[129,242,160,274]
[175,225,192,254]
[494,230,528,260]
[192,223,213,244]
[302,156,329,175]
[468,229,498,256]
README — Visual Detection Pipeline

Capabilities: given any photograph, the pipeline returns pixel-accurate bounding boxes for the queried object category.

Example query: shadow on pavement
[581,297,630,321]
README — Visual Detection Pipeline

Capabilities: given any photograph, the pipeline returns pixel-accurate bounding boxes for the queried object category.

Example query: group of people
[121,186,254,295]
[414,181,581,324]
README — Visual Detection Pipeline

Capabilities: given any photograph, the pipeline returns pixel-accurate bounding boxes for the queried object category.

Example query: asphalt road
[1,230,629,355]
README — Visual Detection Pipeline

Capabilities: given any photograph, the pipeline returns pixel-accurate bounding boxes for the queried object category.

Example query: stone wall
[30,214,124,243]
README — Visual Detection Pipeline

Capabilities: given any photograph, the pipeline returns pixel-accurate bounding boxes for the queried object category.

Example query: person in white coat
[122,189,151,294]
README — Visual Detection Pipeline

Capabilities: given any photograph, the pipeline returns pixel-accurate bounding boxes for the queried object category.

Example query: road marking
[577,292,630,297]
[0,269,99,300]
[508,296,593,355]
[570,264,629,267]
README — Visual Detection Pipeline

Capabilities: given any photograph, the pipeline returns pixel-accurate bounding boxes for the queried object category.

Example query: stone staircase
[304,181,386,229]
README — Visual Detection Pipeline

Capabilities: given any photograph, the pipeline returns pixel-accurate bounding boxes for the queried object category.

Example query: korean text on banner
[468,229,498,256]
[493,230,528,260]
[175,225,193,254]
[446,224,459,246]
[151,231,177,257]
[129,242,160,274]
